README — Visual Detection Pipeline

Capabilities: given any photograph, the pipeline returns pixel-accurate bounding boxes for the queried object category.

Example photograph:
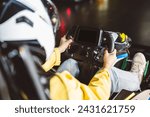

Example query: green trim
[143,61,149,79]
[121,58,128,70]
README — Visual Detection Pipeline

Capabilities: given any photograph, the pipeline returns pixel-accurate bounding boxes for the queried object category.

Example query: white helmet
[0,0,56,60]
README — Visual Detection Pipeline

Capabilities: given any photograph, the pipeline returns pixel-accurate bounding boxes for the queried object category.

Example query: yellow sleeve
[50,69,111,100]
[88,69,111,100]
[42,48,61,72]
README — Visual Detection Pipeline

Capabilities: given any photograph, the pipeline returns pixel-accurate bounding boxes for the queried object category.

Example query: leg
[57,58,80,78]
[110,52,146,94]
[109,67,140,94]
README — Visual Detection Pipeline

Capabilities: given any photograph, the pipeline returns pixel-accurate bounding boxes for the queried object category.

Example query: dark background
[53,0,150,50]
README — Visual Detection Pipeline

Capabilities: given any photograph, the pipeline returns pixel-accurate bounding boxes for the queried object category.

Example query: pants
[57,58,140,94]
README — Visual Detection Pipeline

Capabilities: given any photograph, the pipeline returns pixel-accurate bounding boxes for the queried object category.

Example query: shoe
[130,52,146,83]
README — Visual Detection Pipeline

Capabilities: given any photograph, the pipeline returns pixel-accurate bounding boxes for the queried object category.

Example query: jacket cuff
[97,68,110,78]
[54,48,61,65]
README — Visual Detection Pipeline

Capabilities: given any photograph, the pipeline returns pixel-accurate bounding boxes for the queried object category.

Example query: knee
[66,58,78,65]
[64,58,80,77]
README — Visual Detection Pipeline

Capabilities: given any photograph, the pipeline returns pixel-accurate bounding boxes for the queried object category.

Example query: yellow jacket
[42,48,111,100]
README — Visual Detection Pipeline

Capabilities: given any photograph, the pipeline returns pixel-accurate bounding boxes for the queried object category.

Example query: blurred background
[52,0,150,50]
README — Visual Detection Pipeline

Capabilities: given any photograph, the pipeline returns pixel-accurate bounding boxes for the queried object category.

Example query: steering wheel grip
[66,25,78,39]
[104,32,115,53]
[107,36,115,53]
